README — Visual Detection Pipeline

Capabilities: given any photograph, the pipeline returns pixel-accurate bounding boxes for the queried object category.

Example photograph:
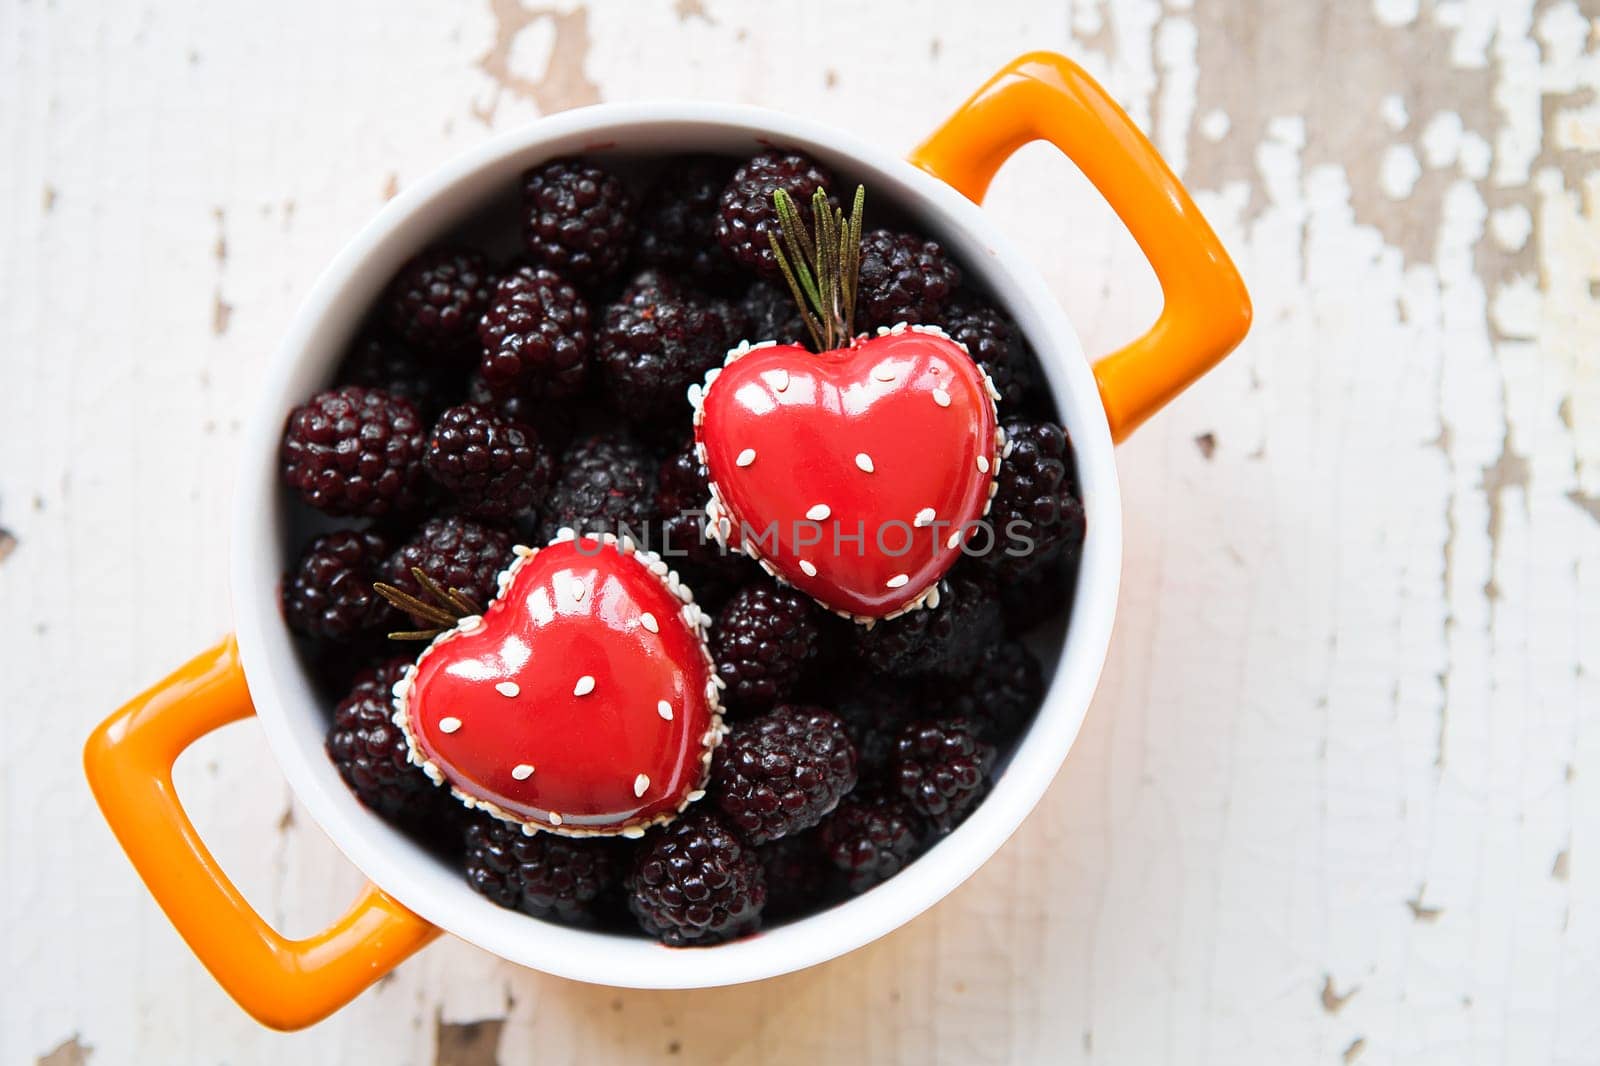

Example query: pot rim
[231,100,1122,989]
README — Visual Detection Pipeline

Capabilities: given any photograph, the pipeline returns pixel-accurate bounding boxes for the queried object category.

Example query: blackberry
[655,444,746,605]
[634,156,740,289]
[520,159,634,285]
[477,265,593,401]
[856,229,961,331]
[713,582,821,712]
[832,680,922,782]
[326,658,441,822]
[385,516,513,618]
[757,832,832,919]
[337,331,463,419]
[818,793,925,894]
[463,816,624,924]
[999,548,1078,634]
[657,442,709,516]
[892,717,995,832]
[596,271,743,426]
[424,403,553,518]
[466,373,586,450]
[716,150,835,279]
[981,420,1086,578]
[383,246,493,356]
[948,639,1043,745]
[851,573,1002,680]
[941,299,1043,414]
[280,386,427,517]
[740,280,807,346]
[628,811,766,946]
[282,530,396,641]
[537,432,657,543]
[712,706,857,844]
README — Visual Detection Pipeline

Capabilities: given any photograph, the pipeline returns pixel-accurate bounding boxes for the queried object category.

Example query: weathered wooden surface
[2,0,1597,1062]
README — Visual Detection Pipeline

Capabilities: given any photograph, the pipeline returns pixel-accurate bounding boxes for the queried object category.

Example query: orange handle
[910,51,1252,441]
[83,637,439,1030]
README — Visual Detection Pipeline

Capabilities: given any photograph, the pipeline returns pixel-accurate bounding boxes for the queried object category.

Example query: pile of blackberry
[277,150,1084,947]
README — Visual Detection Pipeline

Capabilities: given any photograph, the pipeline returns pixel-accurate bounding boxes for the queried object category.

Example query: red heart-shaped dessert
[692,324,1002,621]
[394,532,723,837]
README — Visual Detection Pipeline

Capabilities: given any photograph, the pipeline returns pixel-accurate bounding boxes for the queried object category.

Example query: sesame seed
[771,368,790,391]
[658,700,673,721]
[687,789,707,803]
[736,448,756,467]
[573,675,596,697]
[886,573,909,589]
[914,507,936,527]
[569,579,586,601]
[634,774,650,798]
[512,764,534,780]
[495,681,520,698]
[872,364,895,382]
[799,559,818,577]
[438,716,462,734]
[806,503,831,521]
[932,388,952,407]
[976,454,990,473]
[855,453,875,473]
[640,612,659,633]
[548,812,563,826]
[947,530,963,549]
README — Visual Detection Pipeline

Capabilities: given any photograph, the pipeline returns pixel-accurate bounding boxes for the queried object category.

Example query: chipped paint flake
[36,1036,92,1066]
[1321,974,1359,1013]
[435,1013,505,1066]
[474,1,600,124]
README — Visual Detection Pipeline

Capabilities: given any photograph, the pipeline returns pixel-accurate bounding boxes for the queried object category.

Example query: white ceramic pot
[86,52,1250,1029]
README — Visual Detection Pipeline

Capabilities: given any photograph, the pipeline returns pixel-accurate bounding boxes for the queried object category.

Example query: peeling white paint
[2,0,1597,1063]
[1421,109,1467,168]
[1381,143,1424,199]
[1490,273,1541,337]
[1199,108,1230,142]
[1381,92,1410,132]
[1489,202,1533,250]
[1457,130,1493,179]
[1373,0,1421,28]
[1154,15,1198,176]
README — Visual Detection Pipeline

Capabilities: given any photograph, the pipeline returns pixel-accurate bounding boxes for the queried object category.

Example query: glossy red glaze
[401,537,719,835]
[696,328,999,618]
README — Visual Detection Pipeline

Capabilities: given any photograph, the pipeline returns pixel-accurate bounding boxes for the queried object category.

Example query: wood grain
[2,0,1596,1062]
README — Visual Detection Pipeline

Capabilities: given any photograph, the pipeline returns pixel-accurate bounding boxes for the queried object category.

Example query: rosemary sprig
[374,566,485,641]
[768,184,865,351]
